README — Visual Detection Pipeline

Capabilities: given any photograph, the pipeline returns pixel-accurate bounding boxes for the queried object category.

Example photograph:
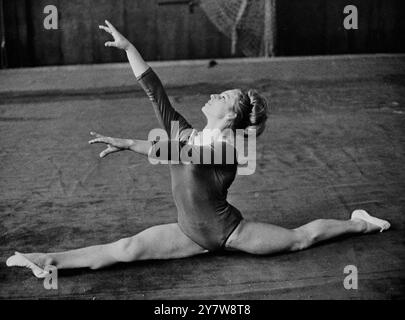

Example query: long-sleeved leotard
[137,67,243,251]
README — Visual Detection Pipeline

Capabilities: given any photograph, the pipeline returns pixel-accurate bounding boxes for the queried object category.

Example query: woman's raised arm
[99,20,192,140]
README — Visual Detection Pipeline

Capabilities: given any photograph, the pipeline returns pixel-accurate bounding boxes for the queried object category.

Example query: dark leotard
[137,67,243,251]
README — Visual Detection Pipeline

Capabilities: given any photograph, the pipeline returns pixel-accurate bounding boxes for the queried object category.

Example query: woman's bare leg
[20,223,208,270]
[225,218,377,255]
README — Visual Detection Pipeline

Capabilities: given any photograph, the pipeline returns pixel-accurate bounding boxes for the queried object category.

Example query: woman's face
[202,89,241,120]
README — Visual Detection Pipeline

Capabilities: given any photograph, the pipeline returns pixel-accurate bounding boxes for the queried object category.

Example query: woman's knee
[293,219,326,250]
[112,236,141,262]
[290,228,312,251]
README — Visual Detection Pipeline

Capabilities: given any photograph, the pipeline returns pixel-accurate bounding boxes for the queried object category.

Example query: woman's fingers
[89,132,112,145]
[99,148,110,158]
[100,146,119,158]
[104,20,117,33]
[104,41,117,48]
[90,131,103,138]
[89,131,121,158]
[98,25,112,34]
[100,20,129,50]
[88,138,107,144]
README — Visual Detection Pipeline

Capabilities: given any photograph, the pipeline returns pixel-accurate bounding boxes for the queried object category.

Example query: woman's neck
[204,117,228,131]
[199,122,234,145]
[201,118,235,144]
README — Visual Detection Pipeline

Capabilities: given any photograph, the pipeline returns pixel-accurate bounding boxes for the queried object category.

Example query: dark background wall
[2,0,405,68]
[277,0,405,55]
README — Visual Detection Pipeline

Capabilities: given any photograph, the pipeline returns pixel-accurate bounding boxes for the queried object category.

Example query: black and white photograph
[0,0,404,304]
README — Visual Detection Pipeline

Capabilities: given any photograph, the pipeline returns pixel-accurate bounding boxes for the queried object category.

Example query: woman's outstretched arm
[88,132,151,158]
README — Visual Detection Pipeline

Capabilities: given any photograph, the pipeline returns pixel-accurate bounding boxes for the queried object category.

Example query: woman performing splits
[7,21,390,278]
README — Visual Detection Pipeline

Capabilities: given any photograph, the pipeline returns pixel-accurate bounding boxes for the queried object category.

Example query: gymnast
[7,21,390,278]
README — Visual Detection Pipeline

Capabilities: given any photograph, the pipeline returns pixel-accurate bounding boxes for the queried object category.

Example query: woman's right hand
[88,131,133,158]
[99,20,131,51]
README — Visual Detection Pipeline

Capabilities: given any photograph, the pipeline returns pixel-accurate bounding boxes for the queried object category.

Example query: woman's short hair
[230,89,268,137]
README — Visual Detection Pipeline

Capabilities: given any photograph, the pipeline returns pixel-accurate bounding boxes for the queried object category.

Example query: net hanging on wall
[200,0,276,57]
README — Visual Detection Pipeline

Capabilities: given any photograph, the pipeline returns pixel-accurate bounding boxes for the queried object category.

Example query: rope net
[200,0,268,57]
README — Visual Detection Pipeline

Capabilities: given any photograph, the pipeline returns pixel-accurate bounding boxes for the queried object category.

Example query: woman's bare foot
[21,253,53,268]
[351,210,391,233]
[6,252,53,278]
